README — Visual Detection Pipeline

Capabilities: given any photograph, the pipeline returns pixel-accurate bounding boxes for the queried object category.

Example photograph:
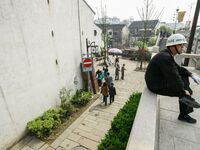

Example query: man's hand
[184,90,191,96]
[191,74,200,84]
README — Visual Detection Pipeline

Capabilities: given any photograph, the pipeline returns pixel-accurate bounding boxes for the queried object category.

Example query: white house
[0,0,101,149]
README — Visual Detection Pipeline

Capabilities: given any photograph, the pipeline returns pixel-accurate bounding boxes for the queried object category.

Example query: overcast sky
[85,0,198,24]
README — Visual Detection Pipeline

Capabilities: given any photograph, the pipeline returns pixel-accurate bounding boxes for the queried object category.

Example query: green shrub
[71,90,92,107]
[27,89,92,139]
[27,108,64,138]
[59,102,73,119]
[98,92,141,150]
[59,88,71,106]
[27,118,54,138]
[42,109,61,127]
[59,88,74,118]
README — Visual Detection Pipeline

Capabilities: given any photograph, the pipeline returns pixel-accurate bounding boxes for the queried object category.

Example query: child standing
[109,83,116,104]
[121,64,126,80]
[101,82,109,106]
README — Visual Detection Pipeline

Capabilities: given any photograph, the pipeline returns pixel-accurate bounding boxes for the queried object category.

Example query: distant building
[129,20,159,42]
[96,23,129,48]
[166,23,185,30]
[95,17,121,24]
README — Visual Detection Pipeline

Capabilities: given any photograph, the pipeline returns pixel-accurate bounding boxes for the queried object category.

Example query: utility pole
[184,0,200,66]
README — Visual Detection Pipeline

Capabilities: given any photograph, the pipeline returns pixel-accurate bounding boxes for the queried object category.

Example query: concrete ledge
[126,87,159,150]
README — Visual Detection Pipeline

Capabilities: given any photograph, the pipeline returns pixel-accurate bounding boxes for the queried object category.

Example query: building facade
[129,20,159,42]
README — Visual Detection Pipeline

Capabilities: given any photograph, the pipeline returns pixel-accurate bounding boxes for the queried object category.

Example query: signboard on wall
[82,58,93,72]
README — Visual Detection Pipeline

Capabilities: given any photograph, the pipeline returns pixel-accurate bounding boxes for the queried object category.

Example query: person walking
[145,34,200,124]
[96,71,103,87]
[105,72,113,89]
[121,64,126,80]
[109,83,116,104]
[101,82,109,106]
[115,64,120,80]
[115,56,119,67]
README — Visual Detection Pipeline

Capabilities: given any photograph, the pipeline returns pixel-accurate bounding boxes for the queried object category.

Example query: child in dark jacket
[109,83,116,104]
[101,82,109,106]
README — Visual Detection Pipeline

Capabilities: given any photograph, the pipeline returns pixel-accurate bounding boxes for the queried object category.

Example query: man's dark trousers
[148,75,193,116]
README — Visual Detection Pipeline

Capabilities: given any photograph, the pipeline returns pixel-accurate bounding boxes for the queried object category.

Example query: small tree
[136,0,162,70]
[133,41,148,50]
[157,25,172,37]
[96,1,109,65]
[147,37,157,46]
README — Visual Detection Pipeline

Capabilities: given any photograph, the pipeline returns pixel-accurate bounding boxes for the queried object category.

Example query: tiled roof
[129,20,159,29]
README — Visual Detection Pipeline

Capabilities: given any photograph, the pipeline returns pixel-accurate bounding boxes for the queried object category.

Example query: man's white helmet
[166,34,187,47]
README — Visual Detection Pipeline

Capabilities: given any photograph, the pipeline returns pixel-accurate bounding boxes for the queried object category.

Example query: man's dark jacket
[145,49,192,96]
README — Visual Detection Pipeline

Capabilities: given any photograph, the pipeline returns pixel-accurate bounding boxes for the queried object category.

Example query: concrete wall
[79,0,101,57]
[0,0,98,149]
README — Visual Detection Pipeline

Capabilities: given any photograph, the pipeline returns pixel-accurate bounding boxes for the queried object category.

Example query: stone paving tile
[77,124,93,133]
[21,146,35,150]
[39,144,50,150]
[159,133,174,150]
[51,137,66,149]
[46,147,55,150]
[159,96,179,112]
[159,119,197,143]
[84,117,98,124]
[56,147,65,150]
[160,108,200,128]
[60,139,80,149]
[174,137,200,150]
[80,120,110,132]
[73,128,102,142]
[10,135,34,150]
[27,138,45,150]
[67,133,82,142]
[78,137,99,150]
[95,118,111,126]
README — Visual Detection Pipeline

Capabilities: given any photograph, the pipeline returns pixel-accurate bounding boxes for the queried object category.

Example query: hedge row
[98,92,141,150]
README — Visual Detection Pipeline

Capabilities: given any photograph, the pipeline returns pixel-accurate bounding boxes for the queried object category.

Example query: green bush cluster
[27,89,92,138]
[27,107,72,138]
[71,90,92,107]
[98,92,141,150]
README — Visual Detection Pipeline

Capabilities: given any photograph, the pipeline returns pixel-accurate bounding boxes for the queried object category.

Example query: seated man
[145,34,200,124]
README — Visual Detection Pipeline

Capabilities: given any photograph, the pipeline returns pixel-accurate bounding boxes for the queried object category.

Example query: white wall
[79,0,102,57]
[0,0,99,149]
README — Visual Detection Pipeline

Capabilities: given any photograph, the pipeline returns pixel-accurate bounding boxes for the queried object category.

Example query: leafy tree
[157,25,172,37]
[133,41,148,50]
[147,37,156,46]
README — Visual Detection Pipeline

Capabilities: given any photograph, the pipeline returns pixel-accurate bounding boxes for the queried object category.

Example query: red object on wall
[83,58,92,68]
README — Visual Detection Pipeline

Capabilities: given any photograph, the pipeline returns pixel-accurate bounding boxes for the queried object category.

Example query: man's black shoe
[178,114,197,124]
[179,96,200,108]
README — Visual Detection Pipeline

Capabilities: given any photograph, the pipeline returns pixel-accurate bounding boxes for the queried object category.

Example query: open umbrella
[108,48,122,54]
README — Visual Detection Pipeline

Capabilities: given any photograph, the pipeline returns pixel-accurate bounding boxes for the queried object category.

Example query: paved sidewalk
[10,58,145,150]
